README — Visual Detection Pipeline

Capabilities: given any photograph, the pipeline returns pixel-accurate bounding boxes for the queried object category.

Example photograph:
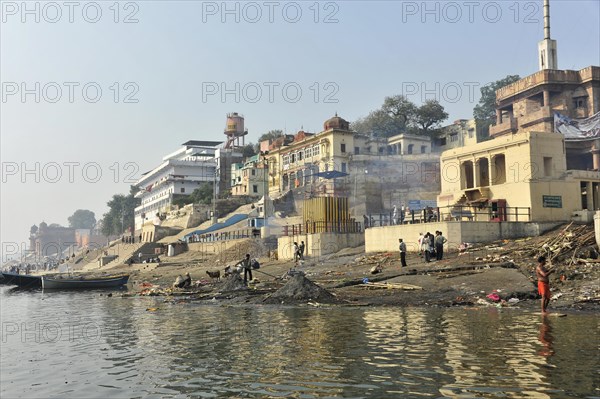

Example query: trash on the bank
[370,265,383,274]
[508,297,520,304]
[476,298,492,306]
[551,293,563,301]
[486,292,501,302]
[146,308,159,311]
[362,277,369,284]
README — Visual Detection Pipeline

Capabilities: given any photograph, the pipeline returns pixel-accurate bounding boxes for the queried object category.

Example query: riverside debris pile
[219,274,247,291]
[502,223,599,304]
[508,223,598,266]
[264,274,337,304]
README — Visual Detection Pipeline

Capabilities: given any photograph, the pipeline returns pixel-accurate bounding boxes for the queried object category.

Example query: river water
[0,286,598,399]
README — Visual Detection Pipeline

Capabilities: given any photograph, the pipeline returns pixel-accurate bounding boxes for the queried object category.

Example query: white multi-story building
[134,140,222,231]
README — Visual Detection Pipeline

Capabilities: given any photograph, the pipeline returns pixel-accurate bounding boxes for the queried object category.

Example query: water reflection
[1,287,598,399]
[538,315,555,358]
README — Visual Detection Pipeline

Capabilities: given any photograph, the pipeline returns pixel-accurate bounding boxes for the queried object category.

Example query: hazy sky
[1,0,599,258]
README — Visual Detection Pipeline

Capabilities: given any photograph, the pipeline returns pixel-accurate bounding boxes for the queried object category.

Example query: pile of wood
[361,281,422,290]
[536,223,598,266]
[507,223,598,269]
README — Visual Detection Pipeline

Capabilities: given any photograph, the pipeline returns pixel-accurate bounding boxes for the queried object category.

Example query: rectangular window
[440,137,447,146]
[354,147,359,155]
[283,155,289,165]
[468,129,475,138]
[450,133,458,142]
[291,153,296,163]
[298,151,303,161]
[305,147,312,158]
[251,169,255,176]
[180,188,185,193]
[544,157,552,177]
[253,185,258,193]
[421,145,426,153]
[341,163,347,173]
[341,143,346,153]
[313,145,320,156]
[408,144,414,154]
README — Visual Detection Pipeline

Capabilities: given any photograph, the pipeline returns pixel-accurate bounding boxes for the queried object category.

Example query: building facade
[438,67,600,222]
[134,140,221,231]
[231,155,267,197]
[434,119,486,152]
[261,115,439,215]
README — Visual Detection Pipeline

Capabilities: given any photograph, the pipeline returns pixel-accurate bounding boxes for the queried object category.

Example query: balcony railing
[364,205,531,227]
[283,221,362,236]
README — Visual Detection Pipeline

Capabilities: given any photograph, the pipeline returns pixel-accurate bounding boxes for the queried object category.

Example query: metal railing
[284,221,362,236]
[364,205,531,227]
[187,228,261,243]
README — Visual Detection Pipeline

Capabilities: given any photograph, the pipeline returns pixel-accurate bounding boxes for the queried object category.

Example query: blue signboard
[407,200,437,211]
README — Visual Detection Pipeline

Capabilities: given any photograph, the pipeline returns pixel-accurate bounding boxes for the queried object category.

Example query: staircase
[81,242,163,271]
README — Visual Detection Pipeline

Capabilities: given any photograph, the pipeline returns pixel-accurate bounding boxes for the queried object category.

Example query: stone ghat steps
[82,242,162,271]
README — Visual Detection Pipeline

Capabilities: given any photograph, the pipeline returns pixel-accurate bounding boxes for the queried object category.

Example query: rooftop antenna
[538,0,557,70]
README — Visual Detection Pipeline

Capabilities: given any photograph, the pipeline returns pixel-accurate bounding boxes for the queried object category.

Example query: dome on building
[323,113,350,131]
[39,221,48,231]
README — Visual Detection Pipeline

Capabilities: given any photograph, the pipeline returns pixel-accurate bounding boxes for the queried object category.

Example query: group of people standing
[398,231,448,266]
[293,241,305,263]
[122,235,142,244]
[418,231,448,262]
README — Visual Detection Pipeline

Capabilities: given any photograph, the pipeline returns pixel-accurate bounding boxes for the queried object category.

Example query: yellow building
[438,67,600,222]
[261,115,438,217]
[263,115,372,197]
[435,119,485,151]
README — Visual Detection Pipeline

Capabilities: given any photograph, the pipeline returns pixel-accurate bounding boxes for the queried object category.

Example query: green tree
[382,95,417,127]
[67,209,96,229]
[190,182,214,205]
[241,143,257,159]
[258,129,284,143]
[100,186,140,236]
[473,75,521,127]
[415,100,449,135]
[352,95,448,137]
[352,109,404,138]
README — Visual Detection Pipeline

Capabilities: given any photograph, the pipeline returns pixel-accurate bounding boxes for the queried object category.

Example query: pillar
[592,140,600,171]
[543,90,550,107]
[586,181,594,210]
[474,158,481,188]
[496,109,502,125]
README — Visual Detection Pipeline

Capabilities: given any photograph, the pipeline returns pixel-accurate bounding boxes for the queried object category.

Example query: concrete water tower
[224,112,248,148]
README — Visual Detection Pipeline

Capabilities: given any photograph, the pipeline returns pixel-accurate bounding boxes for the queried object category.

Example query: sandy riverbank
[102,240,598,312]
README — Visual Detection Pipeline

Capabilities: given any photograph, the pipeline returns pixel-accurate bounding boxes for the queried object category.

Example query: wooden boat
[41,274,129,290]
[1,272,42,288]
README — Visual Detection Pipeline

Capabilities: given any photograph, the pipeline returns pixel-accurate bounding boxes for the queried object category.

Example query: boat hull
[1,272,42,288]
[42,275,129,290]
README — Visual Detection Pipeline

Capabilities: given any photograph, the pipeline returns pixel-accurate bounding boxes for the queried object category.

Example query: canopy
[554,111,600,141]
[306,171,349,180]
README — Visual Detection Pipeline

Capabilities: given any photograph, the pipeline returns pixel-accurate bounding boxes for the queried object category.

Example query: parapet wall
[278,232,364,260]
[365,221,563,253]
